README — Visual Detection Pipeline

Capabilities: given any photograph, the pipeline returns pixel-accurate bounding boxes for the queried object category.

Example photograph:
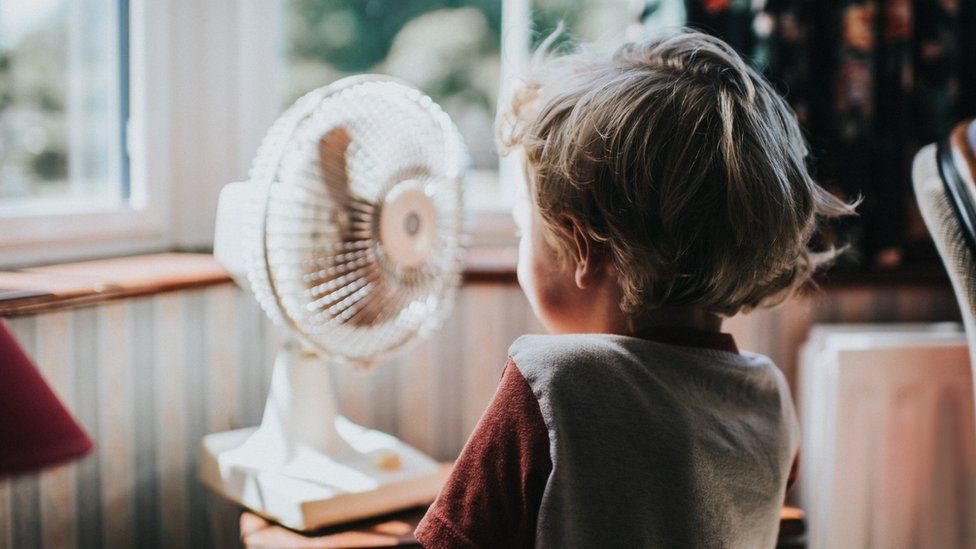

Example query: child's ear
[560,215,600,290]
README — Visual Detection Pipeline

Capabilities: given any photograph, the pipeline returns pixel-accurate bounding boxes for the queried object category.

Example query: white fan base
[199,418,449,531]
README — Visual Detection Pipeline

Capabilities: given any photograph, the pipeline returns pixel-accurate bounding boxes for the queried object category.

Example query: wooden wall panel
[154,294,188,548]
[97,302,135,549]
[35,313,76,549]
[0,471,8,549]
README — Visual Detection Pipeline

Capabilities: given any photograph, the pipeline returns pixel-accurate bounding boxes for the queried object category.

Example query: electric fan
[199,75,466,531]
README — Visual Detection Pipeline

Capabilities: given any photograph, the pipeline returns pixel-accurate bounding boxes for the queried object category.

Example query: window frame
[0,0,175,268]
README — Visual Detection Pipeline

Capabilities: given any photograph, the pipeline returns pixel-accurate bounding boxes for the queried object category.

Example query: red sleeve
[786,452,799,496]
[416,358,552,549]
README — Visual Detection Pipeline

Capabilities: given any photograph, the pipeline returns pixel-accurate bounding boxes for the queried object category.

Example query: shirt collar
[635,326,739,354]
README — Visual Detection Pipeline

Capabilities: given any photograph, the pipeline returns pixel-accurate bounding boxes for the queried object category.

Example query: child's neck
[563,277,722,337]
[577,295,722,338]
[628,307,723,337]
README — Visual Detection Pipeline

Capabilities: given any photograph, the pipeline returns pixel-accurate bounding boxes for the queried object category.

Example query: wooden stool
[241,505,806,548]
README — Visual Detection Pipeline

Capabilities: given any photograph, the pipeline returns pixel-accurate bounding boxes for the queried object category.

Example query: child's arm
[415,359,551,548]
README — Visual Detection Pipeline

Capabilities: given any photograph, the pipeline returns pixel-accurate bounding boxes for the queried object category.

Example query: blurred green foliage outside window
[281,0,638,206]
[0,0,125,208]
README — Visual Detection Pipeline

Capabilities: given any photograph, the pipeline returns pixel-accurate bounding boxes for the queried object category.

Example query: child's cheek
[532,259,576,332]
[518,227,576,333]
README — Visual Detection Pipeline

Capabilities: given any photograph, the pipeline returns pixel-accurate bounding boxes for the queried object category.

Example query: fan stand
[198,339,448,531]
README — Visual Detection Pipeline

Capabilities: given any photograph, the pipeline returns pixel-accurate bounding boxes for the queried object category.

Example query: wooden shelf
[0,253,232,316]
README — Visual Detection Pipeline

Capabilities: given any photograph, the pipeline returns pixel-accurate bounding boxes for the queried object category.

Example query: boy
[416,30,855,548]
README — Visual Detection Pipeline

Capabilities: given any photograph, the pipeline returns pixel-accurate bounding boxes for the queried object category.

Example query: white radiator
[799,324,976,549]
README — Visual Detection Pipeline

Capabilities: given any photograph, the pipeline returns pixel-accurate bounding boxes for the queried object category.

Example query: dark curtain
[680,0,976,269]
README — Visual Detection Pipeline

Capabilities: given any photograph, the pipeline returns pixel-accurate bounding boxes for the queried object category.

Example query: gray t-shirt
[509,333,800,549]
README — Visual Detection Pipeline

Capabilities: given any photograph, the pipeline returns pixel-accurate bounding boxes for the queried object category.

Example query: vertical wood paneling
[204,286,244,548]
[97,302,134,549]
[182,290,212,549]
[237,292,268,427]
[130,299,160,549]
[0,480,9,549]
[7,317,42,549]
[205,285,241,433]
[777,298,816,389]
[838,288,874,322]
[371,355,400,435]
[9,476,40,549]
[816,290,844,323]
[872,287,898,320]
[71,308,103,549]
[506,286,534,338]
[462,286,511,435]
[396,339,436,454]
[432,294,466,460]
[35,313,77,549]
[899,288,926,321]
[935,289,962,320]
[154,294,188,547]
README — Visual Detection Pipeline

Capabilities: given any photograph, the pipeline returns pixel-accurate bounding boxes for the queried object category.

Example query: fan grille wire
[249,77,465,365]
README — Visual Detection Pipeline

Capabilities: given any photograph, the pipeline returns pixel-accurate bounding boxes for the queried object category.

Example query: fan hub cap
[379,180,438,269]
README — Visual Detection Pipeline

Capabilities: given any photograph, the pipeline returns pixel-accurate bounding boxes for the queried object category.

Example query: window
[0,0,175,268]
[0,0,129,213]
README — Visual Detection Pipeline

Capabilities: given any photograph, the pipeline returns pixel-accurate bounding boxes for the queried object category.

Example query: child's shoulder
[508,333,623,368]
[507,333,623,395]
[507,332,782,398]
[508,332,768,368]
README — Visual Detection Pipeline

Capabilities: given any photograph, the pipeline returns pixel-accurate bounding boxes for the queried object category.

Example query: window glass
[0,0,127,211]
[281,1,502,175]
[532,0,640,50]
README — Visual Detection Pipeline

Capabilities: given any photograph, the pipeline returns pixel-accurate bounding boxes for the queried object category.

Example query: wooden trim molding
[0,248,950,317]
[0,254,232,316]
[0,250,521,317]
[462,246,519,284]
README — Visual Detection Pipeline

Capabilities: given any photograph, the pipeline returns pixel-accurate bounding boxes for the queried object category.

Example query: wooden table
[241,505,806,548]
[241,507,426,548]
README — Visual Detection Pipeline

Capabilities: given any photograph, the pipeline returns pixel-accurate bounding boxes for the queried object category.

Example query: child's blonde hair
[499,29,857,317]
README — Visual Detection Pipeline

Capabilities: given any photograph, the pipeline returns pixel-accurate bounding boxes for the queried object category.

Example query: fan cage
[244,75,467,365]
